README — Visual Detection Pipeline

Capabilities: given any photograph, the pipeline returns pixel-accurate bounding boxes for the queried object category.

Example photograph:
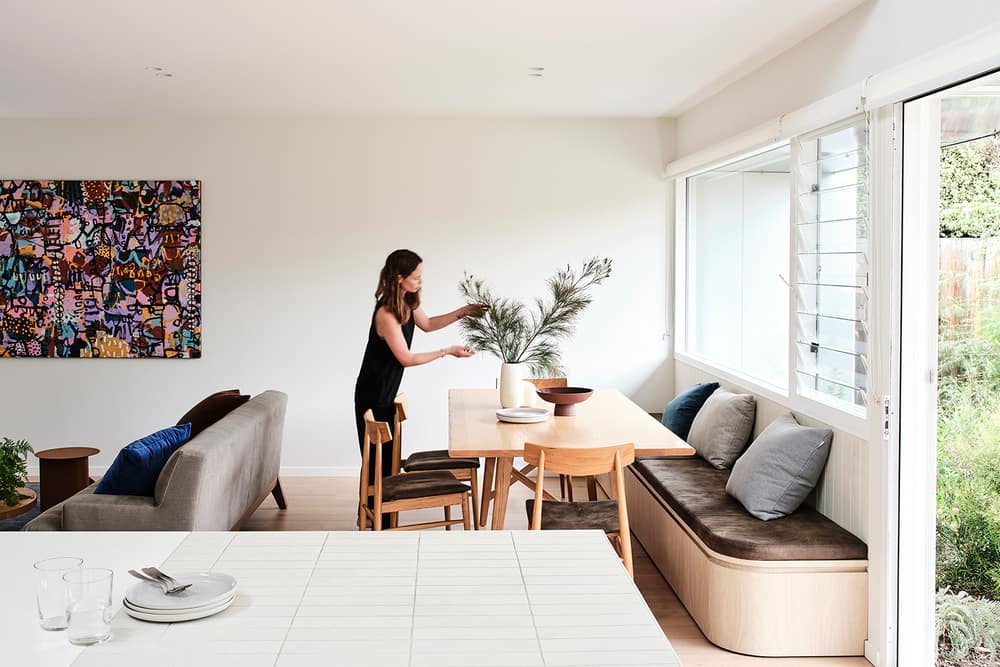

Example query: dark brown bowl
[536,386,594,416]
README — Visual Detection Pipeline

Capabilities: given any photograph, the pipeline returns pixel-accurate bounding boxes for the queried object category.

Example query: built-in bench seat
[625,455,869,657]
[635,457,867,561]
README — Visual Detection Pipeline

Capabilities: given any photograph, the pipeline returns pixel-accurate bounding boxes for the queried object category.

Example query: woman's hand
[446,345,475,358]
[461,303,490,318]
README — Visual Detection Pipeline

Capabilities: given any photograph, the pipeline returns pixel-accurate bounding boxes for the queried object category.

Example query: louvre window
[792,117,869,410]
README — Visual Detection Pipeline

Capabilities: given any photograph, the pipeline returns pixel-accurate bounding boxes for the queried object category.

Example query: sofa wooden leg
[271,478,287,510]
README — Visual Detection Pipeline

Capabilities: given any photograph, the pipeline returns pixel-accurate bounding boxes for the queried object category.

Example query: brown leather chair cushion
[632,457,867,561]
[178,389,251,438]
[381,471,469,502]
[525,499,620,533]
[403,450,481,471]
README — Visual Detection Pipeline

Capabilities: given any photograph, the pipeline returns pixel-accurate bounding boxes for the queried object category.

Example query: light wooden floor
[244,475,873,667]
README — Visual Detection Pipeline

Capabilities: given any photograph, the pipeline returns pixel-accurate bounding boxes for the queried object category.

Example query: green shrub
[0,437,33,506]
[937,588,1000,661]
[940,139,1000,238]
[937,382,1000,598]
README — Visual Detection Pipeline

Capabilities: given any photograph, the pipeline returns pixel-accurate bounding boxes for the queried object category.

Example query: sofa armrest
[23,503,65,531]
[61,485,194,531]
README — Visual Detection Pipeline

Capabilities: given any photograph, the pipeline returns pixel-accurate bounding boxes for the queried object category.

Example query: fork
[142,566,193,594]
[129,568,192,595]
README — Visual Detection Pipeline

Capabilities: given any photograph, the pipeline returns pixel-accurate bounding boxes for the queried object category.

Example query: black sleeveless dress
[354,306,415,485]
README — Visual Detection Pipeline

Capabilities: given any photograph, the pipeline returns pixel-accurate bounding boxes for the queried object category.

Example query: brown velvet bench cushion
[381,471,469,502]
[632,457,867,561]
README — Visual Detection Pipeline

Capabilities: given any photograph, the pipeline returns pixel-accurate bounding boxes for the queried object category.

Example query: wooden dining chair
[357,409,472,531]
[523,442,636,578]
[392,394,481,529]
[479,377,576,528]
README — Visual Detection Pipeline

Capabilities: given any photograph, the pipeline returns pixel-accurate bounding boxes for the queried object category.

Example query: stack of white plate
[123,571,237,623]
[496,407,550,424]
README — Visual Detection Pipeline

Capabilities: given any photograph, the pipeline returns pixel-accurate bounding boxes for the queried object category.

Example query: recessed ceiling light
[529,67,545,78]
[145,66,173,78]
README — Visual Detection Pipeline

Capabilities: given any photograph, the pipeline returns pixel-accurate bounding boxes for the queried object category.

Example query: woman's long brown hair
[375,249,422,323]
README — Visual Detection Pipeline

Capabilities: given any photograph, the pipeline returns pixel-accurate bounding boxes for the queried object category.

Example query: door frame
[894,90,943,667]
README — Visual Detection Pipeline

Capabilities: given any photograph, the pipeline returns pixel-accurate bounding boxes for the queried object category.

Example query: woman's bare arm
[376,308,471,366]
[413,304,488,333]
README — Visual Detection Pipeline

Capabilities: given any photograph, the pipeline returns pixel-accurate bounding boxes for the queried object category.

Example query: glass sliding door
[899,69,1000,667]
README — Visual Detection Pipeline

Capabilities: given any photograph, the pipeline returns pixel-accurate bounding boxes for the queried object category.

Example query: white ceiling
[0,0,866,118]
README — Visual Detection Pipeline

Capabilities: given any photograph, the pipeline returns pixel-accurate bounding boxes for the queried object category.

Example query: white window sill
[674,350,870,439]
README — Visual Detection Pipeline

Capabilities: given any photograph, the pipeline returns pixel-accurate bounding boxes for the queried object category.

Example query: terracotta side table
[34,447,100,511]
[0,487,37,520]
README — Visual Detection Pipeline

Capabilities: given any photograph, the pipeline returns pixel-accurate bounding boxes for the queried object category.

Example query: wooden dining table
[448,388,696,530]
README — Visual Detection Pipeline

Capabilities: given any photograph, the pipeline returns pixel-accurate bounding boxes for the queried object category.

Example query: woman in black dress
[355,249,485,523]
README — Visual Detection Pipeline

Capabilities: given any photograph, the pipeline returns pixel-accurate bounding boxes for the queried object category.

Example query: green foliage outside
[937,589,1000,663]
[937,135,1000,664]
[940,139,1000,238]
[457,257,612,375]
[0,437,33,506]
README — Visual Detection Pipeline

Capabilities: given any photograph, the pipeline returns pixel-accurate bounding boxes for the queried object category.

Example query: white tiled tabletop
[12,530,681,667]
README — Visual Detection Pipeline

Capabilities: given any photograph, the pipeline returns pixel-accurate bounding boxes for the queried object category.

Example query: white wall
[675,0,1000,156]
[0,118,669,474]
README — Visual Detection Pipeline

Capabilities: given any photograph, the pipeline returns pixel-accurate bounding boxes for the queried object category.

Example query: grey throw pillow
[726,413,834,521]
[686,389,756,469]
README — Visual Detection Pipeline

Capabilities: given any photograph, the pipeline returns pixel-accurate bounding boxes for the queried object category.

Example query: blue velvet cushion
[661,382,720,440]
[94,423,193,496]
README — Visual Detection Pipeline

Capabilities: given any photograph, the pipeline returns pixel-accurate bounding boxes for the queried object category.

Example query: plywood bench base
[625,467,868,657]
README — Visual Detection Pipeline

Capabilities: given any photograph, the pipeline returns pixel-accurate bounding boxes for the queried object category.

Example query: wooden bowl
[536,387,594,416]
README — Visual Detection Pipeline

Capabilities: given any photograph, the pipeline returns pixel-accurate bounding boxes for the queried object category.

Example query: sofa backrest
[154,390,288,530]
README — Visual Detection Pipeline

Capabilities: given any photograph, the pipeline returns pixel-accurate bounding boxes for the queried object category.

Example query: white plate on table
[496,407,550,424]
[124,594,235,623]
[125,571,237,611]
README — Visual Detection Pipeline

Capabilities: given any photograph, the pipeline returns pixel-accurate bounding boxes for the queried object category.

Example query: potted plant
[458,257,612,407]
[0,437,33,508]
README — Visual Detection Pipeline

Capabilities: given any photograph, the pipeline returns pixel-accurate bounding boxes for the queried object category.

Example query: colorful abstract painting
[0,180,201,358]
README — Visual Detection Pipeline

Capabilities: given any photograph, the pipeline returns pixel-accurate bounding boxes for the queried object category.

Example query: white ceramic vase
[499,362,526,408]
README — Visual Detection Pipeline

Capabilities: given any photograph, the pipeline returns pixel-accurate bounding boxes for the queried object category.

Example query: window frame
[674,135,870,440]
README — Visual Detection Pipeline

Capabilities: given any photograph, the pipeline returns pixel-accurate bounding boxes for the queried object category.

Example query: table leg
[490,457,513,530]
[39,457,91,512]
[479,457,496,528]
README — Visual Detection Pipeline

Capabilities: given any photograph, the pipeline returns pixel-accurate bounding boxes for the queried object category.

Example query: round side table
[34,447,100,511]
[0,487,37,520]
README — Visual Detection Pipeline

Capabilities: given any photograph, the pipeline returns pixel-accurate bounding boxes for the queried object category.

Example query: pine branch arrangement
[458,257,612,375]
[0,437,33,506]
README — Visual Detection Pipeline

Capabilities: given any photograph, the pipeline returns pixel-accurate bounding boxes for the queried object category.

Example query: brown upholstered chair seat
[403,450,481,471]
[525,499,619,533]
[632,457,867,561]
[381,471,469,502]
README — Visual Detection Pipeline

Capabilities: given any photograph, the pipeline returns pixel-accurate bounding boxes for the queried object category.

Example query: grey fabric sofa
[25,390,288,531]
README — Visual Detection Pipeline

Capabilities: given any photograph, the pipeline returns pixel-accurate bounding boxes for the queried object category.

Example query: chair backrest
[392,394,409,474]
[394,393,409,423]
[361,409,394,499]
[523,443,635,477]
[528,377,568,389]
[363,410,393,448]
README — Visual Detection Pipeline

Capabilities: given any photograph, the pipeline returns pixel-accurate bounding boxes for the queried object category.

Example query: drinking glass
[34,556,83,630]
[63,568,113,646]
